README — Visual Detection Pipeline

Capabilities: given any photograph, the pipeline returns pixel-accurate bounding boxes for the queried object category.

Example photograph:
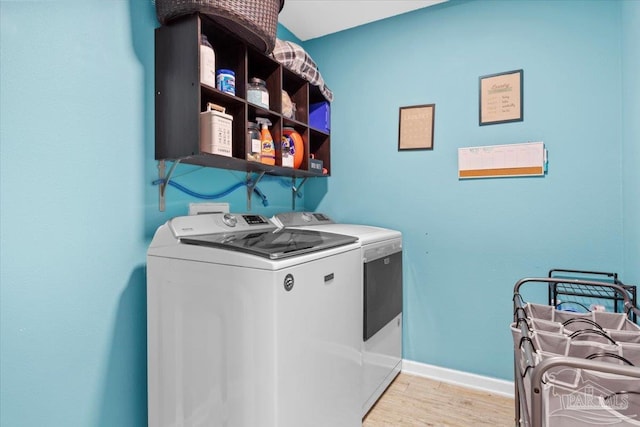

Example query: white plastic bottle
[200,34,216,87]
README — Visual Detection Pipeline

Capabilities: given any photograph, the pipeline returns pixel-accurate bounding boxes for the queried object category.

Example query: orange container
[283,127,304,169]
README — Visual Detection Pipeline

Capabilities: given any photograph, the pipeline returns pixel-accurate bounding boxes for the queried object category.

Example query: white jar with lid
[200,34,216,87]
[247,77,269,109]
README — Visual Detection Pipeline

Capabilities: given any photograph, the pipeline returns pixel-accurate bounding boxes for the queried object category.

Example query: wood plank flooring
[363,373,515,427]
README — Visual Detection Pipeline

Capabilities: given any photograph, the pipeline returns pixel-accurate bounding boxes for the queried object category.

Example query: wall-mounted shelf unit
[155,13,331,210]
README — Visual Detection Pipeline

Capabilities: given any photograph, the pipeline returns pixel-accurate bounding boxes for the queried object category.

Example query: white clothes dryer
[273,212,403,417]
[147,213,362,427]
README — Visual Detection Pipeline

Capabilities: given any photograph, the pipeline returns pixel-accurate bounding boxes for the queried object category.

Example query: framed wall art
[398,104,435,151]
[479,69,523,126]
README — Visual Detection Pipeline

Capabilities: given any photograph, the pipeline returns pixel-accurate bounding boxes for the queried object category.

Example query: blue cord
[152,174,304,206]
[152,178,269,207]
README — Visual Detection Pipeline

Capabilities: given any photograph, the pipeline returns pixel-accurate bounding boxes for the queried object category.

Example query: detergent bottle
[256,118,275,165]
[283,127,304,169]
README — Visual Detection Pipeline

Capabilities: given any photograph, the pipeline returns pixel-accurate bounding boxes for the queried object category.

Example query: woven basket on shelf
[155,0,285,54]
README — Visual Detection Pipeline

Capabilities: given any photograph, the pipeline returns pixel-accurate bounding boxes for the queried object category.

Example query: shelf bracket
[291,177,308,210]
[246,171,266,211]
[158,159,181,212]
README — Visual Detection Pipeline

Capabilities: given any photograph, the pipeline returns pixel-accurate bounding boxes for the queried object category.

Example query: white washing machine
[273,212,403,417]
[147,213,362,427]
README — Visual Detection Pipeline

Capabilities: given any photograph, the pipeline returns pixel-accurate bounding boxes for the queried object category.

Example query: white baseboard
[402,359,515,398]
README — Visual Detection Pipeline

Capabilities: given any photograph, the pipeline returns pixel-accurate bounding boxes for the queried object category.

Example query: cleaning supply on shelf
[216,69,235,95]
[256,117,275,165]
[283,127,304,169]
[200,34,216,87]
[246,121,261,162]
[281,134,293,168]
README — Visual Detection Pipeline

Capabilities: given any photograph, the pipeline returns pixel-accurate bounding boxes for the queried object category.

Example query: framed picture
[398,104,435,151]
[479,69,523,126]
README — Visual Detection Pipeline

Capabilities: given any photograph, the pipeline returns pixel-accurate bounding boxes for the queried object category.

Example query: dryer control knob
[301,212,313,222]
[222,213,238,227]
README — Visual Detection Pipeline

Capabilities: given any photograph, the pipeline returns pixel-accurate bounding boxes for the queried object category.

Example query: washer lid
[180,228,357,260]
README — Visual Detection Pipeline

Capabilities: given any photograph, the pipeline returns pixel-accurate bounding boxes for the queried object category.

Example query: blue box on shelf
[309,102,330,133]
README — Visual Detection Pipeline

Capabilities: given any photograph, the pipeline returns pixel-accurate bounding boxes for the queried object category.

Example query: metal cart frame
[547,269,637,322]
[513,277,640,427]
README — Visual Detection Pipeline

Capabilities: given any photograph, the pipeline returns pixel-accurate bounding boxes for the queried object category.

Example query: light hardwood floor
[363,373,515,427]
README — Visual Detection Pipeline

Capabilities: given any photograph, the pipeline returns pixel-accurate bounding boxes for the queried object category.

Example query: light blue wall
[0,2,298,427]
[302,0,627,379]
[277,22,303,45]
[1,2,152,425]
[622,0,640,285]
[0,0,636,426]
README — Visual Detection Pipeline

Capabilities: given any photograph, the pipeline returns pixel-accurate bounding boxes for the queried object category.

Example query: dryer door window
[363,251,403,341]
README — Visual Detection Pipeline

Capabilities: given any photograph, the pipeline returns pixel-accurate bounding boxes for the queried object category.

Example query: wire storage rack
[512,277,640,427]
[547,269,637,322]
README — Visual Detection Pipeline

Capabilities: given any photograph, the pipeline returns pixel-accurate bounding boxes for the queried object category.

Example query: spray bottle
[256,117,275,166]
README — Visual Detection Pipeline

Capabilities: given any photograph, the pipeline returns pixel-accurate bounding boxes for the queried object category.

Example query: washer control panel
[274,212,335,227]
[169,213,274,237]
[242,214,269,225]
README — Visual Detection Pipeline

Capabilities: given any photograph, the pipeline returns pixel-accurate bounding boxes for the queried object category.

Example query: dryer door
[363,249,403,341]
